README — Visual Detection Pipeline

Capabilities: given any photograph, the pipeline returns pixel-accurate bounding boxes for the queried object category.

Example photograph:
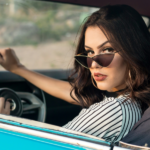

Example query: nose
[91,60,102,68]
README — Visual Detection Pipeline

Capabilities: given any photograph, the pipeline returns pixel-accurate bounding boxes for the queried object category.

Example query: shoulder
[82,97,123,117]
[89,96,122,110]
[113,95,142,139]
[115,95,142,114]
[84,95,142,122]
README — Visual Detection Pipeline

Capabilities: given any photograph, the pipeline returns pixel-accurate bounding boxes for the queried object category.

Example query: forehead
[85,26,108,47]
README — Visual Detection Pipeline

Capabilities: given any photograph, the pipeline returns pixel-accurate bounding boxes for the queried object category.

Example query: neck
[108,84,126,92]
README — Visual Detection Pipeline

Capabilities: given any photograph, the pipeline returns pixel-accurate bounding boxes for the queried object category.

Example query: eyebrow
[84,41,110,49]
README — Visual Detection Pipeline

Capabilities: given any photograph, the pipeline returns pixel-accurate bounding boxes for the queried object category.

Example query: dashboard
[0,70,81,125]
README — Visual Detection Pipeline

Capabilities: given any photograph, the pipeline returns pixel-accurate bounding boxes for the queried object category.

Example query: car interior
[0,0,150,149]
[0,70,81,126]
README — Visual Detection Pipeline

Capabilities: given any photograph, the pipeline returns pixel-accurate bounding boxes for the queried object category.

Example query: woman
[0,5,150,143]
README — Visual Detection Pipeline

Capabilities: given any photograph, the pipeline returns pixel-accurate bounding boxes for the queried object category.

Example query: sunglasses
[74,52,117,69]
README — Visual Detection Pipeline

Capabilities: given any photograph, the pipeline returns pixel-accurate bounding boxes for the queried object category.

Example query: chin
[96,82,113,91]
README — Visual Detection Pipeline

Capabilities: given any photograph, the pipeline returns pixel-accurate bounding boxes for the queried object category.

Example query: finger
[0,48,11,59]
[0,48,9,64]
[0,97,5,111]
[0,53,3,58]
[0,49,7,56]
[0,53,4,64]
[2,101,10,115]
[5,107,10,115]
[7,108,10,115]
[5,101,10,110]
[3,109,10,115]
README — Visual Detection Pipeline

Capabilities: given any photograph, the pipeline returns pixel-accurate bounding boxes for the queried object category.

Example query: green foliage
[0,0,90,45]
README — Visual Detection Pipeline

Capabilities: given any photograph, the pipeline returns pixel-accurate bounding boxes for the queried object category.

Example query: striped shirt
[63,94,142,143]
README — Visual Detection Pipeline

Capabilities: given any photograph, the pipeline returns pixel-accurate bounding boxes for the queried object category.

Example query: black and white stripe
[63,95,142,143]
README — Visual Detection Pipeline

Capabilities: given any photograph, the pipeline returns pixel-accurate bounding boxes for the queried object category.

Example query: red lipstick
[94,73,107,81]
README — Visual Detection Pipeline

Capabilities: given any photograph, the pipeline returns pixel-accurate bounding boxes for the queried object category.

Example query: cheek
[96,54,126,91]
[109,54,125,68]
[107,54,126,84]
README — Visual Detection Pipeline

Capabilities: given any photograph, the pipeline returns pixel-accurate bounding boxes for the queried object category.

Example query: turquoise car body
[0,115,113,150]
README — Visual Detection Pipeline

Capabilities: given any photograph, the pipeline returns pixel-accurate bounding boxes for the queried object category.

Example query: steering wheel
[0,88,46,122]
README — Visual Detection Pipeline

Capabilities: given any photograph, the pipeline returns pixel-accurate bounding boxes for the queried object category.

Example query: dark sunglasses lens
[87,57,93,68]
[94,54,114,67]
[75,54,114,68]
[75,56,89,68]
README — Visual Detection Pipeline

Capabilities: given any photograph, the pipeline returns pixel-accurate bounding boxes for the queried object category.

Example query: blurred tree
[13,0,61,14]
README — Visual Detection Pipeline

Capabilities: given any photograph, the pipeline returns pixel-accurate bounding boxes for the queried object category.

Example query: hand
[0,48,23,72]
[0,97,10,115]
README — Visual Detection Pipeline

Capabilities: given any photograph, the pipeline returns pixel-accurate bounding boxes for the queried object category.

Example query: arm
[0,48,78,105]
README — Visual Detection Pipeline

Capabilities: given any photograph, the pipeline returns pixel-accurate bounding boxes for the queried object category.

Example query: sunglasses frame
[74,52,117,69]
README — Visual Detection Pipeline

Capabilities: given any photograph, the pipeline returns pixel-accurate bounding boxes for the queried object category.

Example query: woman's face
[84,26,127,92]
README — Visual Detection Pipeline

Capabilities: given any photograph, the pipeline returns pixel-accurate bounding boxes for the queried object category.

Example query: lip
[93,72,107,81]
[94,72,106,76]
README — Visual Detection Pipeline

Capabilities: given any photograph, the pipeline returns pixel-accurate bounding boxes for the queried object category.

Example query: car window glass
[0,0,148,70]
[0,0,98,70]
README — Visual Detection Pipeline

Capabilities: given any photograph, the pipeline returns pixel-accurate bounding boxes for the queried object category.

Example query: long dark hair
[69,5,150,112]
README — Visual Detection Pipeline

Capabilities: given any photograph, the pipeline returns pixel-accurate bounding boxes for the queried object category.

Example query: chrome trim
[113,146,132,150]
[7,99,16,111]
[16,92,46,122]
